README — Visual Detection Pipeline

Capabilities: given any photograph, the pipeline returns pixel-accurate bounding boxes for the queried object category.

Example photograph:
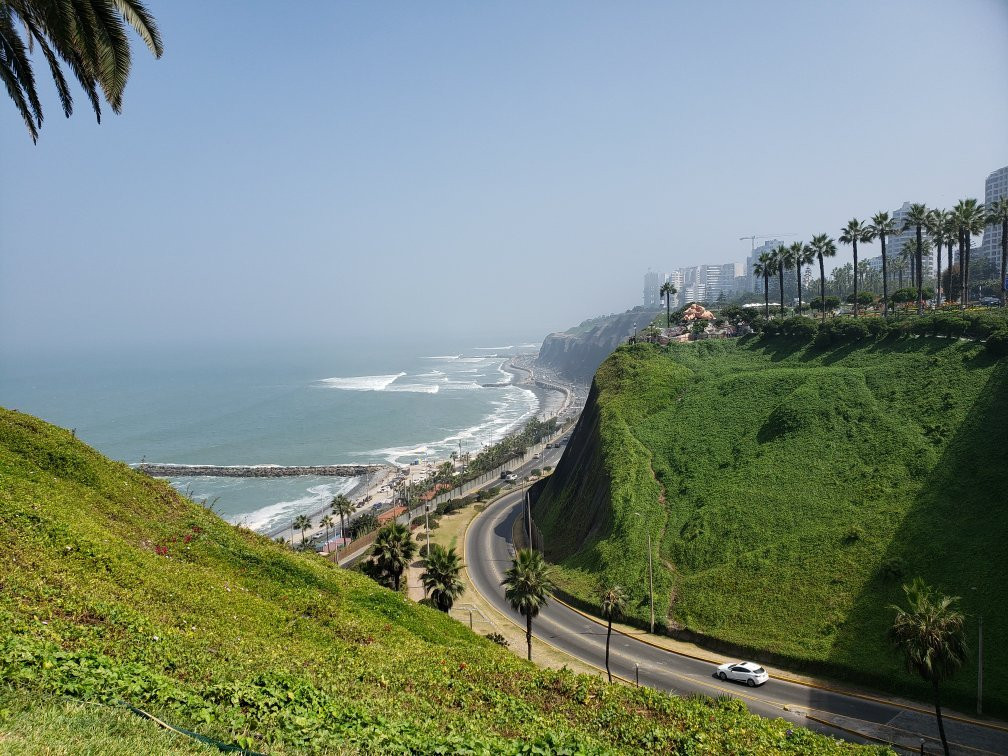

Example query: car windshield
[754,667,766,674]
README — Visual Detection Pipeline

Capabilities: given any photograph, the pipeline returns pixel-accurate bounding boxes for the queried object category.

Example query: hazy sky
[2,0,1006,350]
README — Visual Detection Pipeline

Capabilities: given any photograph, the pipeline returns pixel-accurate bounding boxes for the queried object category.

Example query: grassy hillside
[535,334,1007,714]
[0,408,877,754]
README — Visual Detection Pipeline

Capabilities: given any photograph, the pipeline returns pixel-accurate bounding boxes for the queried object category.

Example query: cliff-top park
[2,2,1006,754]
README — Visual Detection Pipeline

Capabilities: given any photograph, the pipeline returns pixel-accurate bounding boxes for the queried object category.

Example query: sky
[2,0,1007,351]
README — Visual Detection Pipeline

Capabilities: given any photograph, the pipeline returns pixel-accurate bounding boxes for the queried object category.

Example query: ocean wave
[318,372,406,391]
[386,383,440,394]
[228,479,358,533]
[422,355,461,360]
[473,345,513,350]
[415,370,445,377]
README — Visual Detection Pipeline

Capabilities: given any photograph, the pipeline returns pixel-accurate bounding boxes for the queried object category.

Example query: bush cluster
[752,311,1008,355]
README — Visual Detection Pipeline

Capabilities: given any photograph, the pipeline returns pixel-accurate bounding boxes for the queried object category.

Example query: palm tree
[320,515,335,547]
[952,199,986,308]
[988,197,1008,307]
[599,584,627,683]
[371,522,416,592]
[810,234,837,322]
[293,514,312,546]
[790,242,813,316]
[331,494,354,540]
[753,253,771,319]
[2,0,164,143]
[773,244,792,317]
[420,544,465,612]
[903,204,930,314]
[927,209,951,306]
[502,549,553,661]
[866,212,901,317]
[659,281,677,327]
[891,254,908,291]
[889,579,967,756]
[839,219,871,317]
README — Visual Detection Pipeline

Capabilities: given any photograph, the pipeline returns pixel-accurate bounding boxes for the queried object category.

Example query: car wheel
[746,678,756,687]
[718,672,727,681]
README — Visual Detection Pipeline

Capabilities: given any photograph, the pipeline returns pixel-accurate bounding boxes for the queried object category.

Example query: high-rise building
[667,269,685,306]
[886,202,934,278]
[643,270,667,308]
[979,165,1008,271]
[746,240,788,292]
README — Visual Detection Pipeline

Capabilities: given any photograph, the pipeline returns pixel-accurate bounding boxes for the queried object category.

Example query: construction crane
[739,233,798,254]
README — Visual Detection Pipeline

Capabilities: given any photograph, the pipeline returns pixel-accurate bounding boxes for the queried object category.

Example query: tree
[903,204,929,314]
[810,234,837,322]
[951,199,986,309]
[790,242,813,315]
[753,253,771,319]
[293,514,312,546]
[839,219,871,317]
[348,511,379,540]
[420,544,465,612]
[331,494,355,539]
[502,549,553,661]
[891,254,908,291]
[599,584,627,683]
[319,514,335,546]
[988,197,1008,307]
[927,210,950,306]
[371,522,416,592]
[866,212,901,317]
[889,579,967,756]
[2,0,164,143]
[773,244,792,317]
[660,281,677,327]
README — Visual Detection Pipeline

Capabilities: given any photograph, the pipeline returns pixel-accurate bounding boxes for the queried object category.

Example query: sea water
[0,340,543,533]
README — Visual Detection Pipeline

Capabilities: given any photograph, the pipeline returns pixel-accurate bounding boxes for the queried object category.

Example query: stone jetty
[135,463,387,478]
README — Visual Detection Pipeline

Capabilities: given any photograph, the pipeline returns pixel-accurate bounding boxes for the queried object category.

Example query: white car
[716,661,768,687]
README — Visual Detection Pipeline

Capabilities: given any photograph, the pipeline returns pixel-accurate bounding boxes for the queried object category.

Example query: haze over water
[0,339,544,531]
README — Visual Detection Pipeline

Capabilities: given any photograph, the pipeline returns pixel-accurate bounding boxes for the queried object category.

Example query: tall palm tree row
[889,578,967,756]
[502,549,553,661]
[989,197,1008,307]
[371,522,416,592]
[866,212,900,317]
[839,219,871,317]
[903,204,930,315]
[753,253,771,319]
[810,234,837,322]
[926,209,950,306]
[952,199,986,309]
[420,544,465,612]
[2,0,164,142]
[320,515,335,546]
[659,280,677,327]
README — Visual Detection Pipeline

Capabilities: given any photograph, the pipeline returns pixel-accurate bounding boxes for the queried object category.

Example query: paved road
[465,448,1008,754]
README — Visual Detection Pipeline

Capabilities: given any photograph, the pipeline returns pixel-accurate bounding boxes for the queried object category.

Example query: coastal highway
[465,448,1008,753]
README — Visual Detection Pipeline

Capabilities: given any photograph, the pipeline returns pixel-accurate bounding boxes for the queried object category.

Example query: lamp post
[634,512,655,633]
[424,504,431,554]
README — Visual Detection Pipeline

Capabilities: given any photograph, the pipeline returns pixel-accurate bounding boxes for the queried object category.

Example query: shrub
[879,556,905,581]
[986,328,1008,357]
[779,316,817,341]
[843,525,865,544]
[485,632,509,648]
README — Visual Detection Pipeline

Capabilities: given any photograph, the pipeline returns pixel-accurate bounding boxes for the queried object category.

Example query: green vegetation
[535,330,1007,714]
[0,408,879,753]
[502,549,554,663]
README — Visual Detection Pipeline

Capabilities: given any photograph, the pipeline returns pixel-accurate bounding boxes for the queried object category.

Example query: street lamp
[424,503,431,555]
[633,512,655,633]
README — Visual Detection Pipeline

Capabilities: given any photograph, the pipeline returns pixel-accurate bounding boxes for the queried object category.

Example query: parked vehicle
[715,661,768,687]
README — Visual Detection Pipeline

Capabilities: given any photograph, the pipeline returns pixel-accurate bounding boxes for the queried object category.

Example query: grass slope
[535,336,1007,714]
[0,408,876,754]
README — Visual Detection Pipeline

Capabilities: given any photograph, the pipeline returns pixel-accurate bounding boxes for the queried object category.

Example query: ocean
[0,339,545,533]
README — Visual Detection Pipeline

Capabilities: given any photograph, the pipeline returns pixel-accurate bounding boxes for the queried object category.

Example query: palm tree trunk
[763,276,769,319]
[819,255,826,323]
[666,298,670,328]
[526,613,533,661]
[916,225,924,315]
[1001,219,1008,308]
[605,620,613,683]
[959,234,966,310]
[796,264,802,315]
[778,268,785,317]
[935,239,942,306]
[964,234,972,307]
[853,240,859,317]
[947,244,953,288]
[881,236,889,317]
[933,680,950,756]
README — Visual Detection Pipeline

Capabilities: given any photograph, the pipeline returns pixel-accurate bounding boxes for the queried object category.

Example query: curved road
[465,447,1006,753]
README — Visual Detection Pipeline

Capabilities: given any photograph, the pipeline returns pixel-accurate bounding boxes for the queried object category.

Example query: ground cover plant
[535,326,1007,715]
[0,408,879,754]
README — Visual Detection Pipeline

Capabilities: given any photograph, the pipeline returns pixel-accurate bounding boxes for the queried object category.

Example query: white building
[643,270,667,308]
[887,202,935,278]
[745,240,788,292]
[979,165,1008,271]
